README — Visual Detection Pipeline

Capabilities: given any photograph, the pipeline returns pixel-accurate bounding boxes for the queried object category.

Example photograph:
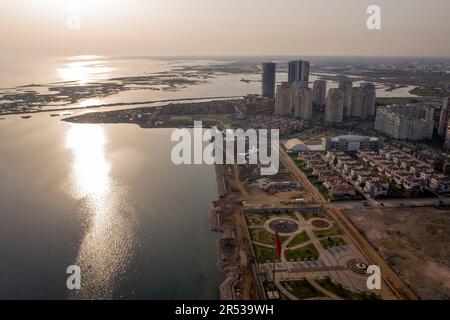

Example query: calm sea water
[0,112,222,299]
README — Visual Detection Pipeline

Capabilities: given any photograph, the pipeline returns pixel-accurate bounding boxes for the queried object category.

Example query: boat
[21,116,32,119]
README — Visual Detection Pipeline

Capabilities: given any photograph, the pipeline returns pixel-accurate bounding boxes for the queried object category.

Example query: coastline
[0,95,242,117]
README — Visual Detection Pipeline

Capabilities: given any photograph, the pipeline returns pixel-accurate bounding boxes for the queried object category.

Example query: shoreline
[0,95,242,117]
[210,164,243,300]
[60,99,241,131]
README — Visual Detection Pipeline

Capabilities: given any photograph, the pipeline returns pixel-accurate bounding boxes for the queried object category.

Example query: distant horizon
[3,54,450,61]
[2,0,450,58]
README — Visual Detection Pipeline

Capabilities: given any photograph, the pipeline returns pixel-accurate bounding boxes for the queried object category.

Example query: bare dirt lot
[343,207,450,300]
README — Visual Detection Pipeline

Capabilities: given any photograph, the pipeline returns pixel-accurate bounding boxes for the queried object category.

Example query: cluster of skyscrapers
[261,60,450,151]
[261,60,313,120]
[262,59,376,123]
[324,79,376,123]
[274,60,312,120]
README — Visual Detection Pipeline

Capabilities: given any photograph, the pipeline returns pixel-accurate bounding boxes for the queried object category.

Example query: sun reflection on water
[57,57,114,84]
[65,124,137,299]
[66,125,110,197]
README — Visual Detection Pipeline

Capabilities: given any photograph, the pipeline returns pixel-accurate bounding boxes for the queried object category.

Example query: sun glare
[57,58,114,84]
[66,124,111,197]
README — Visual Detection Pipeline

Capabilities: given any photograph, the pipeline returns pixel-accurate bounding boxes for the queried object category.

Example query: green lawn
[320,236,346,249]
[286,211,299,221]
[286,232,310,248]
[313,224,344,238]
[331,191,366,202]
[249,228,289,246]
[299,211,323,221]
[285,243,319,261]
[315,278,380,300]
[245,211,300,226]
[254,245,277,263]
[269,210,298,221]
[281,279,326,300]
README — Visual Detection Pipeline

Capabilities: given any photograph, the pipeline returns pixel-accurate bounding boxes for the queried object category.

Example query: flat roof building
[322,135,381,152]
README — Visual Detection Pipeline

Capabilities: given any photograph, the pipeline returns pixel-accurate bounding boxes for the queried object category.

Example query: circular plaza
[266,218,300,235]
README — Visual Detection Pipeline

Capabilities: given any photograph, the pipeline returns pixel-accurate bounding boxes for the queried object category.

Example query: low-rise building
[364,181,389,197]
[357,172,374,185]
[330,184,357,196]
[403,177,426,193]
[410,163,432,175]
[322,135,381,152]
[285,139,323,153]
[430,175,450,193]
[393,170,415,185]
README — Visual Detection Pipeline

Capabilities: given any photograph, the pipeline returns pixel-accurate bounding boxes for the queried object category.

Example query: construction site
[208,146,422,300]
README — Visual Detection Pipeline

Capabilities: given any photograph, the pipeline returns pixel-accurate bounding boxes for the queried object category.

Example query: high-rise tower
[438,97,450,137]
[325,88,345,124]
[288,60,310,86]
[261,62,276,99]
[313,80,327,109]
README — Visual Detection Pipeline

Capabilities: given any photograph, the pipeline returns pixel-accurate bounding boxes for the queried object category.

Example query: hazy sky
[1,0,449,57]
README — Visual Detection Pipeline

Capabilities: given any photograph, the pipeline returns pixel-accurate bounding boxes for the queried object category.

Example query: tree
[433,158,444,173]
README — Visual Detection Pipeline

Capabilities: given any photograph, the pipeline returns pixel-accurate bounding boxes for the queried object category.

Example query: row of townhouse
[328,150,389,197]
[383,149,450,193]
[392,169,426,193]
[360,148,450,193]
[360,149,425,193]
[428,174,450,193]
[299,153,357,196]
